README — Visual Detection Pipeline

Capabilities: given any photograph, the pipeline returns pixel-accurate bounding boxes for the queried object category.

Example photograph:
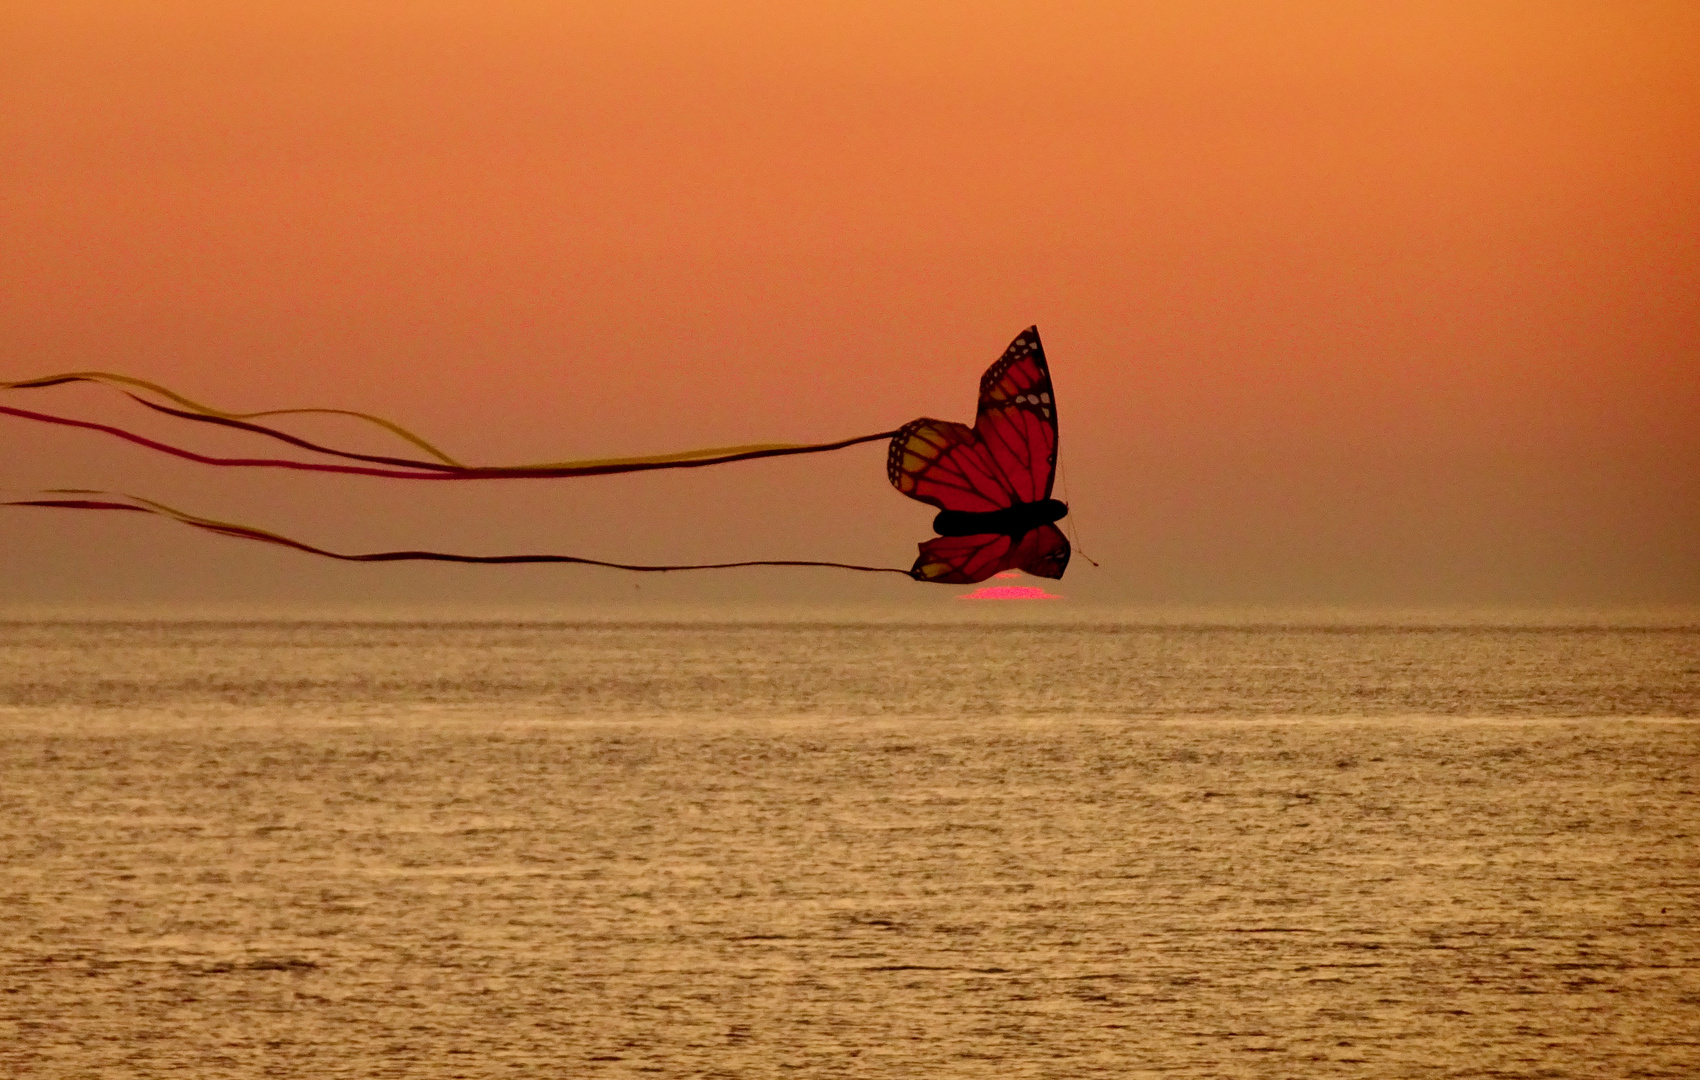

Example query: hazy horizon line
[4,599,1697,629]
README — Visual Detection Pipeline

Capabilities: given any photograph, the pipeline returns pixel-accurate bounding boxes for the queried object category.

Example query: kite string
[1056,459,1100,567]
[3,490,918,576]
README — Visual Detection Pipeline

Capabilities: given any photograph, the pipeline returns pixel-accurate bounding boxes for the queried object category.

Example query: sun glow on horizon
[958,571,1063,600]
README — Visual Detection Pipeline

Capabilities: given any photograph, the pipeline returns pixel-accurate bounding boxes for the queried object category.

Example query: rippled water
[3,620,1697,1077]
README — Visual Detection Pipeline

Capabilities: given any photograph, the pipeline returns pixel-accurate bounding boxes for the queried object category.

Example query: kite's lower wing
[911,524,1071,585]
[910,532,1015,584]
[1009,524,1070,580]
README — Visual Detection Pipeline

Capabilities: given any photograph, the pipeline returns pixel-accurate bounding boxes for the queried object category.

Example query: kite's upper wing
[973,326,1058,504]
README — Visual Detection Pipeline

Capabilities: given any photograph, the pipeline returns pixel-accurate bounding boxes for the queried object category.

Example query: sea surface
[2,618,1697,1078]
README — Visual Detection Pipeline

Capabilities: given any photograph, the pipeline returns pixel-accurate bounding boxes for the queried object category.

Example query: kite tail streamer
[0,404,899,481]
[3,371,897,477]
[2,371,464,464]
[119,395,894,476]
[3,490,918,578]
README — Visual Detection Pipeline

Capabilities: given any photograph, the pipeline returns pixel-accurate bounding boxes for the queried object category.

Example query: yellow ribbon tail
[3,371,858,474]
[2,371,463,465]
[2,488,917,577]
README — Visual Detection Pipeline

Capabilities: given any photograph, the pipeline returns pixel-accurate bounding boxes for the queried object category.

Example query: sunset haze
[3,1,1696,610]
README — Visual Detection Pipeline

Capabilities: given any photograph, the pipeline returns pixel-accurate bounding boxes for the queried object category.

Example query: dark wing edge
[977,326,1050,413]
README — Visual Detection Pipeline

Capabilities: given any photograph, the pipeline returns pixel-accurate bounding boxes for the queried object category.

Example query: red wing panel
[973,327,1058,503]
[975,406,1056,505]
[887,418,1015,512]
[1008,524,1070,580]
[910,533,1017,584]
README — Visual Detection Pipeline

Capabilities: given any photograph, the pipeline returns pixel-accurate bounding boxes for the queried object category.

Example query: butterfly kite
[2,327,1073,584]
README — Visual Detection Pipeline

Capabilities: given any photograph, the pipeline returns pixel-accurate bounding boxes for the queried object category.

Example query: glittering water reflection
[3,621,1696,1077]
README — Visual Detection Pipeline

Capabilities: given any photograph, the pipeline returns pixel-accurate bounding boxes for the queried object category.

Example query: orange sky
[2,1,1696,609]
